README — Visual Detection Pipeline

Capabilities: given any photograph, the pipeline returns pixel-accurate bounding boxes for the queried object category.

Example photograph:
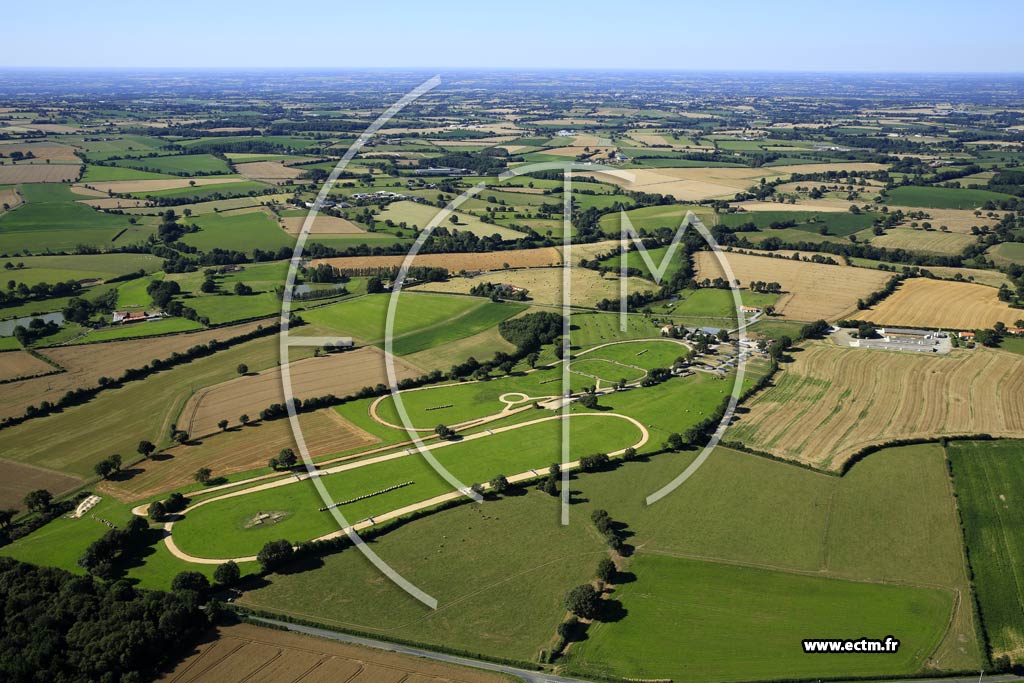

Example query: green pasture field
[884,185,1016,209]
[116,273,162,308]
[1,253,160,287]
[568,357,646,383]
[0,496,233,591]
[237,442,976,676]
[108,153,233,176]
[597,203,712,235]
[987,242,1024,266]
[81,165,176,182]
[746,317,807,340]
[171,414,642,559]
[209,261,290,293]
[127,180,272,201]
[744,226,850,246]
[71,317,205,343]
[239,485,603,661]
[122,194,294,217]
[179,210,293,254]
[998,337,1024,357]
[177,135,322,151]
[0,336,22,350]
[720,210,874,237]
[74,134,165,158]
[594,362,770,451]
[374,368,565,429]
[567,553,951,682]
[947,439,1024,662]
[599,244,686,282]
[0,187,156,253]
[661,288,778,318]
[577,338,689,370]
[301,293,525,355]
[184,291,280,324]
[568,312,665,348]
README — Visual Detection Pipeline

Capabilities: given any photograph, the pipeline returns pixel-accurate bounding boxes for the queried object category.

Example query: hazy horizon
[4,0,1023,72]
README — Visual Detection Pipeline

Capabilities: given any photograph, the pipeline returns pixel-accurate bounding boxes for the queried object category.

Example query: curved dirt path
[157,411,649,564]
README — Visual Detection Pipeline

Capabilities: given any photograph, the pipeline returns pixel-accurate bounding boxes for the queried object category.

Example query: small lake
[293,283,347,296]
[0,312,65,336]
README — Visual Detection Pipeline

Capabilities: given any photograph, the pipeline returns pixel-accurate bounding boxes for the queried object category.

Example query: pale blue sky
[4,0,1022,72]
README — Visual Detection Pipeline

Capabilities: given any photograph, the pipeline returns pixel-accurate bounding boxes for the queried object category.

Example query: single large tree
[564,584,601,620]
[257,539,294,573]
[214,560,241,586]
[23,489,52,514]
[171,571,211,596]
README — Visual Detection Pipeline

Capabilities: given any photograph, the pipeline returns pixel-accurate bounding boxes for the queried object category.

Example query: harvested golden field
[282,214,366,236]
[86,177,247,194]
[157,623,511,683]
[577,163,887,201]
[235,160,305,183]
[314,246,563,273]
[852,277,1021,329]
[0,187,21,213]
[887,206,995,234]
[0,142,79,164]
[0,320,270,420]
[179,346,422,438]
[0,351,55,382]
[729,343,1024,471]
[0,164,80,183]
[0,459,82,512]
[68,184,107,197]
[418,266,652,307]
[77,197,151,209]
[99,409,368,502]
[870,228,977,256]
[694,250,890,321]
[924,266,1010,289]
[559,239,620,262]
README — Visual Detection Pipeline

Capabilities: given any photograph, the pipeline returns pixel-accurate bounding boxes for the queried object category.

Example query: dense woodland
[0,558,210,683]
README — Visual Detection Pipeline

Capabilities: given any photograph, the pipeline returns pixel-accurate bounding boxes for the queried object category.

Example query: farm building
[111,311,162,324]
[877,327,945,341]
[958,331,976,340]
[740,305,762,315]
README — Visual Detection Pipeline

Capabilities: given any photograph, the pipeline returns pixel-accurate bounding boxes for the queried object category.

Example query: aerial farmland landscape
[3,2,1024,682]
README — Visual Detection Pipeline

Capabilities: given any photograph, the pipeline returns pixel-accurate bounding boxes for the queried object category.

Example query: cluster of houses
[411,167,471,176]
[348,190,416,202]
[302,199,351,210]
[303,191,420,208]
[957,327,1024,342]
